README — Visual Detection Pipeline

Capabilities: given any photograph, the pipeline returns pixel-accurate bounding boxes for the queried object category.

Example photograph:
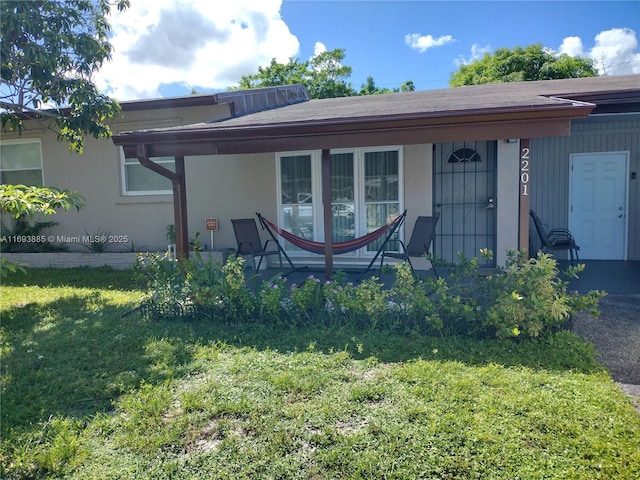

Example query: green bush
[483,252,603,338]
[134,250,604,339]
[134,252,255,322]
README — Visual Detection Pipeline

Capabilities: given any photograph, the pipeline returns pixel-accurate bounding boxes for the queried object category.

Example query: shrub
[483,252,604,338]
[133,250,604,340]
[134,252,255,322]
[82,229,112,253]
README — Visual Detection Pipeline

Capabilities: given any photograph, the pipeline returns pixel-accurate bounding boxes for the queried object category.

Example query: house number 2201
[520,147,530,196]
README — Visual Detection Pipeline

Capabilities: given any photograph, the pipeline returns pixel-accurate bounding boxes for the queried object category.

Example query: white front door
[570,152,628,260]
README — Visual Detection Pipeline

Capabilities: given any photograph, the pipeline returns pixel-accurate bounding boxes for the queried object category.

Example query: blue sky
[96,1,640,101]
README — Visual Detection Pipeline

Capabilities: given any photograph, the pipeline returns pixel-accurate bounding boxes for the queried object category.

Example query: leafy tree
[360,76,392,95]
[307,49,358,98]
[360,77,416,95]
[1,0,130,153]
[237,57,309,91]
[400,80,416,92]
[0,184,84,276]
[0,184,84,219]
[234,48,357,99]
[234,48,413,99]
[450,43,598,87]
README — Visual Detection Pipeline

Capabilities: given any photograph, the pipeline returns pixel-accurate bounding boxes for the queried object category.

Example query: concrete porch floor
[559,260,640,295]
[244,260,639,296]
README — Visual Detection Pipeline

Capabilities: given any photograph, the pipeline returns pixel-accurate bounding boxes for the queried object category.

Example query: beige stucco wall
[404,144,433,222]
[184,152,277,251]
[402,143,433,270]
[2,102,521,265]
[495,140,521,265]
[1,102,233,252]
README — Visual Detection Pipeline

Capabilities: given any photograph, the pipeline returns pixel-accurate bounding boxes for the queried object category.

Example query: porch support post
[136,145,189,259]
[321,148,333,279]
[518,139,531,255]
[173,156,189,258]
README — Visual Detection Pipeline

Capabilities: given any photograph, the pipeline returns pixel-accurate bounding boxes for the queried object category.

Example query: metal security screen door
[433,141,497,266]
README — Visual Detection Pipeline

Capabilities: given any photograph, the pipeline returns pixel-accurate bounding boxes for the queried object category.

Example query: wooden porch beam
[321,148,333,280]
[173,156,189,259]
[136,145,189,259]
[518,139,531,255]
[119,118,575,159]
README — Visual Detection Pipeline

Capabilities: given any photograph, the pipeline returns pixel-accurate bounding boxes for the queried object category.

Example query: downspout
[136,144,189,259]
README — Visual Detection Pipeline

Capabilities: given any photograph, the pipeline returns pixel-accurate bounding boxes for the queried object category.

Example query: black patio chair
[379,213,440,277]
[231,218,283,271]
[529,209,580,264]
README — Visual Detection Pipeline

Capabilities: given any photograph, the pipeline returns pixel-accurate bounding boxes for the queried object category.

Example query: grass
[1,268,639,479]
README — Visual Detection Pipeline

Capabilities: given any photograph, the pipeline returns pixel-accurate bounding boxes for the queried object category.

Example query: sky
[95,0,640,101]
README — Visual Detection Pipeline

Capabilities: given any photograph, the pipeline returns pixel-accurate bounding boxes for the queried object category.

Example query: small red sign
[205,218,218,231]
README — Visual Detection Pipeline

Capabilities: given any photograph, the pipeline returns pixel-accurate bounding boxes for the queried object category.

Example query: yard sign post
[205,217,218,250]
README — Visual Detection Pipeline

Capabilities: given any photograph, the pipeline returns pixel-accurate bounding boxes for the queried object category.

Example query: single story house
[1,75,638,276]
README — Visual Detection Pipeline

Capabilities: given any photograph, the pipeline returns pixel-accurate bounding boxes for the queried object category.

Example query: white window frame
[276,150,321,244]
[276,146,404,257]
[120,149,175,196]
[0,138,44,186]
[360,146,404,252]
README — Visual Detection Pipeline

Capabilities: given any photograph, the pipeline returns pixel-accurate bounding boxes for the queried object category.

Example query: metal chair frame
[380,214,440,277]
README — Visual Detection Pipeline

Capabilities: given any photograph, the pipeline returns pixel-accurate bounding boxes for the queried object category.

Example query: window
[0,140,43,186]
[331,152,355,243]
[280,153,314,249]
[277,147,402,256]
[448,147,481,163]
[121,152,175,195]
[364,149,400,252]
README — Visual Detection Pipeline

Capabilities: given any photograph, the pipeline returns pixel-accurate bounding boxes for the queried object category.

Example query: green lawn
[1,268,639,479]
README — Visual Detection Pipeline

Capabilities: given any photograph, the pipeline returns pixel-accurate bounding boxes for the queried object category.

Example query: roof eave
[114,102,595,158]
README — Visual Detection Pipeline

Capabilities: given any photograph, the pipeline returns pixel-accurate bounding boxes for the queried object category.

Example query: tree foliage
[449,44,598,87]
[234,48,413,99]
[0,184,85,277]
[360,77,416,95]
[0,184,84,219]
[234,48,357,98]
[1,0,130,153]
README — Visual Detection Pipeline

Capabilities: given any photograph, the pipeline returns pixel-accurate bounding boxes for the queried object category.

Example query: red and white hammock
[257,210,406,255]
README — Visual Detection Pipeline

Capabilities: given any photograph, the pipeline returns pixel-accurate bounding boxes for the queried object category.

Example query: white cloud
[454,44,491,67]
[405,33,455,53]
[558,36,584,58]
[96,0,299,100]
[559,28,640,75]
[313,41,327,57]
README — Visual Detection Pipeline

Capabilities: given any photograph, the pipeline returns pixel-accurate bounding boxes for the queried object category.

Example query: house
[2,75,638,275]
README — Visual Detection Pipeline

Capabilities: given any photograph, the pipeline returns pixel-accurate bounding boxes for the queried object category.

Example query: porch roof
[113,76,640,157]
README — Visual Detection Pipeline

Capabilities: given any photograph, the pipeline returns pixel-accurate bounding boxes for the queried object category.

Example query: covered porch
[112,81,603,278]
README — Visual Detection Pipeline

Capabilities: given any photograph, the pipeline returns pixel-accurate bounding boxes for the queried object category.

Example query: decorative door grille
[433,141,497,267]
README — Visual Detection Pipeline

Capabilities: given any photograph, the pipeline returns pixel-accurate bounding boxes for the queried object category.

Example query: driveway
[572,294,640,412]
